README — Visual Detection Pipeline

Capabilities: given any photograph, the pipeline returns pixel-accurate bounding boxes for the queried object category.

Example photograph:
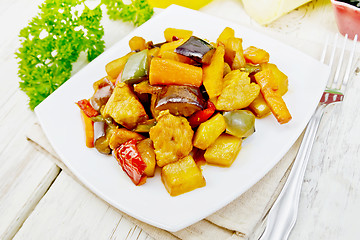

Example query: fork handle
[260,105,326,240]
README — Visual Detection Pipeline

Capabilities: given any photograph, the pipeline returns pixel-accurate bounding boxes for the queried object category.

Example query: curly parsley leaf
[103,0,154,26]
[17,0,153,110]
[16,0,105,110]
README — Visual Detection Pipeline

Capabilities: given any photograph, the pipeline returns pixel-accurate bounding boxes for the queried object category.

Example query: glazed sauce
[337,0,360,8]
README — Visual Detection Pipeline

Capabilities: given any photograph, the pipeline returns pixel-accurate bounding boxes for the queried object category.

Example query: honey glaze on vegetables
[76,27,292,196]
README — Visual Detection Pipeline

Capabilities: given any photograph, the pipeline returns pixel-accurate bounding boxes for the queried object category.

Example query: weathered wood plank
[0,0,61,239]
[290,59,360,240]
[13,171,152,240]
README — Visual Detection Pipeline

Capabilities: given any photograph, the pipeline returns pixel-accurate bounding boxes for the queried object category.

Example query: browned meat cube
[102,83,148,129]
[149,110,193,167]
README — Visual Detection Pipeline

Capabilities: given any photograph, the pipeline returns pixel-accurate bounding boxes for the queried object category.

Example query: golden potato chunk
[217,27,235,46]
[260,63,288,96]
[243,46,269,64]
[215,70,260,111]
[202,45,225,99]
[161,155,206,196]
[137,138,156,177]
[109,128,145,150]
[102,83,148,129]
[204,134,242,167]
[254,70,292,124]
[164,28,193,42]
[224,37,246,70]
[129,36,146,51]
[248,93,271,118]
[105,52,135,79]
[193,113,226,150]
[149,110,193,167]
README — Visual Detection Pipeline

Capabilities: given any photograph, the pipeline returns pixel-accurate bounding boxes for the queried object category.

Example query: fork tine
[341,34,358,91]
[332,34,348,90]
[320,35,329,64]
[327,34,339,88]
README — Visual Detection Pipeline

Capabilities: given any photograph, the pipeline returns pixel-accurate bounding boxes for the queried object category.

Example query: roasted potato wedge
[204,134,242,167]
[193,113,226,150]
[161,155,206,196]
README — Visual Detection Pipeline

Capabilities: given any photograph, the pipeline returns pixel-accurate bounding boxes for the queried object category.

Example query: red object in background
[331,0,360,40]
[76,99,99,118]
[188,100,216,128]
[113,139,147,186]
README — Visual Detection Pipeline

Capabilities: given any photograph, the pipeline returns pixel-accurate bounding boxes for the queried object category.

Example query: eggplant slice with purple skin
[90,77,115,112]
[175,36,214,64]
[154,85,205,117]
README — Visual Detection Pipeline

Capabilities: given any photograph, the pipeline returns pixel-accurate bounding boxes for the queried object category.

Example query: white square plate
[35,5,330,232]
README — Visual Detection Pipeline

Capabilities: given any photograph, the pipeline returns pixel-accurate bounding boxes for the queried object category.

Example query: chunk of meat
[215,70,260,111]
[149,110,193,167]
[102,83,148,129]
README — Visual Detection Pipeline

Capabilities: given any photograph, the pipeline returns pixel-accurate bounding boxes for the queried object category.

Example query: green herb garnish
[16,0,154,110]
[103,0,154,26]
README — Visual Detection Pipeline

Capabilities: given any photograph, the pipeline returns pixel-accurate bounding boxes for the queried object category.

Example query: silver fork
[259,34,358,240]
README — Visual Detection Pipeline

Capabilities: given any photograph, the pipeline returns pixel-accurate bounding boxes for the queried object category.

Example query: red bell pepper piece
[188,100,216,128]
[113,139,147,186]
[76,99,99,118]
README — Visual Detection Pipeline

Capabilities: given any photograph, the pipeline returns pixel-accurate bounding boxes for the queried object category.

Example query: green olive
[94,136,111,155]
[223,110,255,138]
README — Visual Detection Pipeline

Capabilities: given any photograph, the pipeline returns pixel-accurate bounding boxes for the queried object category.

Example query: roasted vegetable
[223,110,255,138]
[102,83,148,129]
[137,138,156,177]
[158,39,188,57]
[109,128,145,150]
[260,63,288,96]
[90,77,114,111]
[134,119,157,133]
[129,36,146,51]
[248,93,271,118]
[244,46,269,64]
[160,51,194,64]
[149,58,203,87]
[113,139,147,186]
[224,37,246,70]
[134,80,162,95]
[204,134,242,167]
[215,70,260,111]
[188,100,215,128]
[193,113,226,150]
[150,93,163,120]
[175,36,214,63]
[241,63,262,74]
[223,62,231,76]
[80,110,95,148]
[77,99,99,118]
[202,45,225,99]
[149,110,193,167]
[161,155,206,196]
[254,69,292,124]
[120,49,149,84]
[94,136,112,155]
[217,27,235,46]
[154,85,205,117]
[164,28,193,42]
[105,52,135,79]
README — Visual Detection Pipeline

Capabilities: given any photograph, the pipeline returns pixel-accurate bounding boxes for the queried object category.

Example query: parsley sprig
[103,0,154,26]
[16,0,153,110]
